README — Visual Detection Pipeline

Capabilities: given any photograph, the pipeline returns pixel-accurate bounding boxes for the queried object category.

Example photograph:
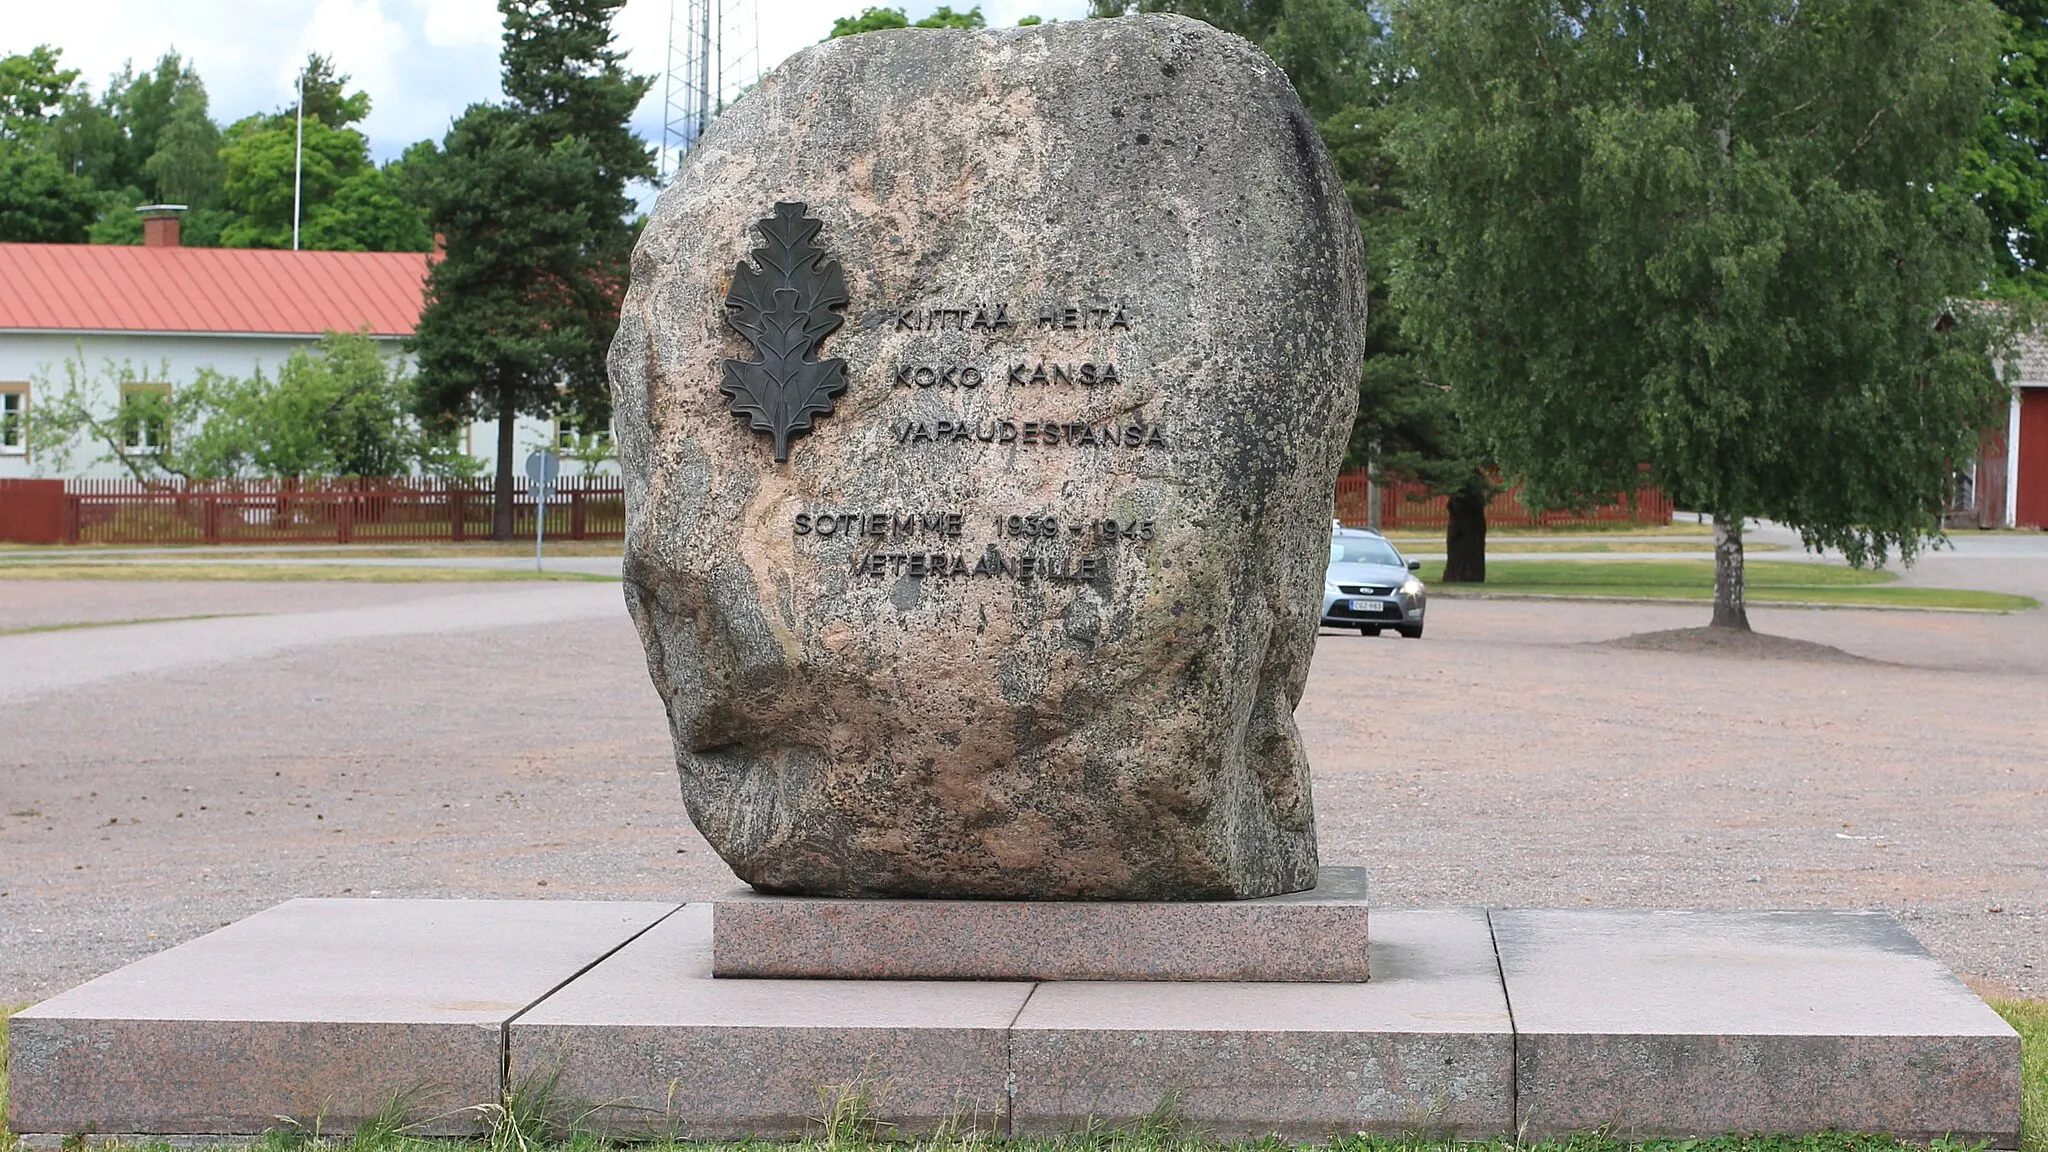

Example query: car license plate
[1349,599,1380,612]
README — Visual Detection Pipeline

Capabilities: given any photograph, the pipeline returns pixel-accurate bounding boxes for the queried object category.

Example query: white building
[0,213,604,481]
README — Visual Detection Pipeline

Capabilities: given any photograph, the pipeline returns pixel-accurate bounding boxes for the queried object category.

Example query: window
[0,385,25,455]
[1330,534,1404,567]
[119,383,171,453]
[555,421,614,455]
[1950,463,1978,512]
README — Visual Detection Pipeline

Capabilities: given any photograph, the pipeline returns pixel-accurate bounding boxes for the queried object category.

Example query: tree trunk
[1442,487,1487,583]
[492,404,516,541]
[1712,512,1749,631]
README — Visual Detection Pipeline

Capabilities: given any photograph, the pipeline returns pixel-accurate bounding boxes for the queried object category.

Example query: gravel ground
[0,580,2041,1004]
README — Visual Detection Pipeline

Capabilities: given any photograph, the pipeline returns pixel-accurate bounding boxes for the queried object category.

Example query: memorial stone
[614,14,1367,900]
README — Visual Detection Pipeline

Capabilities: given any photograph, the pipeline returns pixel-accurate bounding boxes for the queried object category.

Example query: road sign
[525,450,560,572]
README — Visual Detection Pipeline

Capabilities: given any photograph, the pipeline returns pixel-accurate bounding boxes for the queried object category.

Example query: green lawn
[1997,997,2048,1152]
[1420,559,2038,612]
[2,999,2042,1151]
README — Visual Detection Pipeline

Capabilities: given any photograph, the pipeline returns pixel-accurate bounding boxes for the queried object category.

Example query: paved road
[0,579,2041,1005]
[0,583,624,703]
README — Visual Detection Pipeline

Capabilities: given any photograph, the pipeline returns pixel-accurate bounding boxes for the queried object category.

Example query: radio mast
[660,0,764,182]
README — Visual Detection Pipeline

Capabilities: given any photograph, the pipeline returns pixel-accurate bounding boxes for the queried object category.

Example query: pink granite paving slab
[510,904,1033,1139]
[713,866,1371,981]
[1492,909,2021,1146]
[6,899,679,1137]
[1008,908,1511,1140]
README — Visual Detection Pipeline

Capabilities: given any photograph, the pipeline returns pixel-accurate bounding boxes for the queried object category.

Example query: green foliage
[0,139,96,242]
[500,0,653,186]
[139,69,223,207]
[1993,997,2048,1152]
[0,45,77,133]
[1951,1,2048,294]
[57,52,221,221]
[24,333,475,481]
[0,47,425,251]
[408,0,649,531]
[830,5,987,36]
[215,55,429,252]
[1135,1,1493,517]
[1017,15,1045,25]
[1416,558,2038,611]
[218,114,371,248]
[0,46,97,242]
[915,5,986,27]
[26,356,187,480]
[411,108,618,429]
[1391,0,2013,570]
[832,7,911,35]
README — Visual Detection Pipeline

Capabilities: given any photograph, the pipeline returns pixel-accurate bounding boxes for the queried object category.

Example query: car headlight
[1400,577,1424,597]
[1324,580,1339,594]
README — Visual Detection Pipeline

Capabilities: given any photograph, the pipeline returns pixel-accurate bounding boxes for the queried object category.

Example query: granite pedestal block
[1006,908,1511,1139]
[1493,909,2022,1145]
[512,905,1032,1138]
[712,866,1371,981]
[4,899,678,1138]
[7,900,2021,1147]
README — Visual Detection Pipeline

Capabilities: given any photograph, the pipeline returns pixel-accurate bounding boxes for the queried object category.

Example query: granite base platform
[712,866,1372,981]
[5,899,2021,1146]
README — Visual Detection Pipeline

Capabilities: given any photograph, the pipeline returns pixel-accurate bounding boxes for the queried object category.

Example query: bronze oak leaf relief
[719,202,849,463]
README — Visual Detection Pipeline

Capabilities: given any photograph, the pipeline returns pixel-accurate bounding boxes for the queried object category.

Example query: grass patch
[0,563,614,583]
[0,1126,2004,1152]
[2,1003,16,1152]
[0,614,249,637]
[1421,559,2038,612]
[1995,998,2048,1152]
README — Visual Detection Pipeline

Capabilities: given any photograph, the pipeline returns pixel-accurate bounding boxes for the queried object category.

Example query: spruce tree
[409,0,653,538]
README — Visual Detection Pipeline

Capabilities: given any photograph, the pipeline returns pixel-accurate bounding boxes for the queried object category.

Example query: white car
[1321,526,1427,638]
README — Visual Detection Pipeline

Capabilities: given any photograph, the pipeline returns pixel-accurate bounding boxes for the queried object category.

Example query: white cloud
[414,0,503,47]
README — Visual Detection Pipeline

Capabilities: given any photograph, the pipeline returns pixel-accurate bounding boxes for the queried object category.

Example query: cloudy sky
[4,0,1090,170]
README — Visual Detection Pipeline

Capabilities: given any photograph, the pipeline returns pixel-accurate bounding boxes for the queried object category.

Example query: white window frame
[0,384,26,455]
[555,420,613,454]
[119,383,172,453]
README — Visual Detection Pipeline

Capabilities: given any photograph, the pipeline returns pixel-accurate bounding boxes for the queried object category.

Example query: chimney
[137,204,188,249]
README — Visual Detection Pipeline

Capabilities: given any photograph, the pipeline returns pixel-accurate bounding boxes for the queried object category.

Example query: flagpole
[292,67,304,251]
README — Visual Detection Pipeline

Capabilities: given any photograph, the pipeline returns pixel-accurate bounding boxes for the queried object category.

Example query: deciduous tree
[1952,0,2048,293]
[830,5,989,36]
[216,55,427,252]
[0,47,97,242]
[1392,0,2012,629]
[26,333,472,481]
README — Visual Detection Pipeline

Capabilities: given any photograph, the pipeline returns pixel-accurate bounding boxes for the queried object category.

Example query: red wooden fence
[54,477,626,545]
[0,478,66,544]
[1333,471,1671,531]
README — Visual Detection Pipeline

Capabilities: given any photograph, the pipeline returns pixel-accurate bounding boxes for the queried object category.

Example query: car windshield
[1330,536,1404,567]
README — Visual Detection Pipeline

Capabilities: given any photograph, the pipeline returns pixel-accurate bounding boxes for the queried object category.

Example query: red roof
[0,243,428,337]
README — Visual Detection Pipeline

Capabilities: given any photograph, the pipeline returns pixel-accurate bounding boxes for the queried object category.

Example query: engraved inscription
[891,418,1168,448]
[793,507,1157,585]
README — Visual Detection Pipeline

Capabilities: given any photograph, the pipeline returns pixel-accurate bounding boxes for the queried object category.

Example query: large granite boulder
[614,14,1366,900]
